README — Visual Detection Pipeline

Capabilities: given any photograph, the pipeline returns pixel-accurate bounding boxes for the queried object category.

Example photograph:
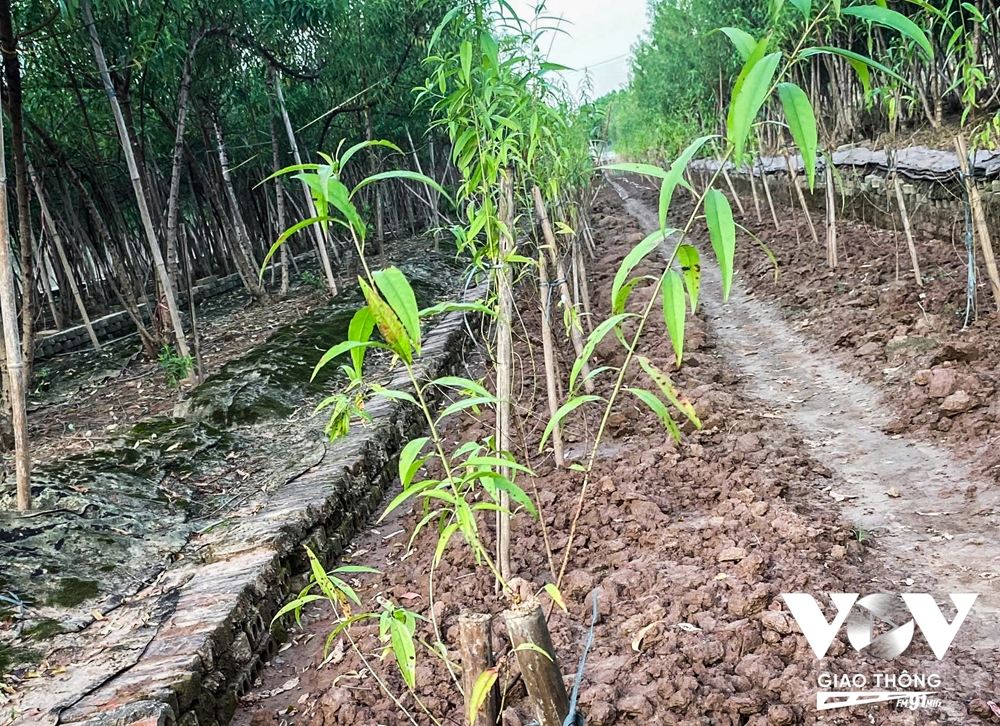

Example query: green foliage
[300,270,326,291]
[157,344,194,387]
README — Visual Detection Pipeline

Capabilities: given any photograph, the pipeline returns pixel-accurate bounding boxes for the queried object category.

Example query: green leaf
[398,436,430,488]
[373,268,422,353]
[637,356,701,428]
[460,39,473,82]
[718,28,757,61]
[380,478,441,521]
[428,4,461,53]
[842,6,934,59]
[598,162,669,179]
[659,135,715,232]
[611,230,672,314]
[418,300,497,318]
[352,170,454,207]
[777,82,818,190]
[312,340,378,381]
[727,51,781,162]
[347,306,376,376]
[627,388,681,443]
[676,245,701,312]
[540,395,603,452]
[370,384,418,406]
[387,615,417,689]
[431,376,496,401]
[543,583,567,612]
[799,47,908,87]
[704,190,736,301]
[661,270,686,367]
[360,278,412,363]
[340,139,403,172]
[468,668,499,725]
[569,312,633,393]
[434,522,460,565]
[788,0,810,19]
[437,395,496,422]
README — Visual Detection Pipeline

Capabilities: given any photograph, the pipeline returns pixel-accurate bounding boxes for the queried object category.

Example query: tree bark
[0,0,36,372]
[0,112,31,510]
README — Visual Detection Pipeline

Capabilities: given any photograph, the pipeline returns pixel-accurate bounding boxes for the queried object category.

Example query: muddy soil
[234,185,998,726]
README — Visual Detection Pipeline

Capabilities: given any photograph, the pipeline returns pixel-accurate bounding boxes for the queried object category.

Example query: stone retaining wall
[35,250,320,360]
[27,294,483,726]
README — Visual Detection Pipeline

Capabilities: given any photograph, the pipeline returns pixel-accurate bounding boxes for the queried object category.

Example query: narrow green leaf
[727,51,781,162]
[340,139,403,172]
[434,522,459,565]
[352,170,454,207]
[659,135,715,231]
[398,436,430,489]
[598,162,669,179]
[388,616,417,689]
[627,388,681,443]
[312,340,378,381]
[777,82,818,190]
[661,270,686,367]
[437,395,496,422]
[676,245,701,312]
[431,376,496,401]
[543,583,567,612]
[468,668,499,725]
[374,269,422,354]
[704,190,736,301]
[611,230,672,314]
[540,395,603,452]
[347,306,376,376]
[637,356,702,428]
[569,312,633,393]
[842,6,934,59]
[799,47,908,86]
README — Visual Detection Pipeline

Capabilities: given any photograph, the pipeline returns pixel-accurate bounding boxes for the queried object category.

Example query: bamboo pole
[0,112,31,510]
[272,67,338,295]
[955,135,1000,309]
[785,153,820,247]
[538,253,564,467]
[761,163,780,229]
[496,172,515,583]
[29,167,100,350]
[503,600,569,726]
[747,161,763,223]
[721,162,746,216]
[532,186,593,393]
[825,160,838,268]
[891,171,923,287]
[459,613,499,726]
[82,0,190,361]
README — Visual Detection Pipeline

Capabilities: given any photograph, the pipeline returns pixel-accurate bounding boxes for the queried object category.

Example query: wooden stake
[955,135,1000,310]
[891,172,923,287]
[747,161,763,223]
[538,253,564,467]
[0,111,31,510]
[532,186,593,393]
[459,613,499,726]
[785,153,820,247]
[721,162,746,216]
[825,160,838,268]
[503,599,569,726]
[761,164,780,229]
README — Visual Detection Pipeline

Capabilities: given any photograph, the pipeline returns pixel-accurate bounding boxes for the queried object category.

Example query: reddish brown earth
[232,185,999,726]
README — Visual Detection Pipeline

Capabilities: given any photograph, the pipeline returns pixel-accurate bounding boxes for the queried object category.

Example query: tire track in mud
[608,175,1000,658]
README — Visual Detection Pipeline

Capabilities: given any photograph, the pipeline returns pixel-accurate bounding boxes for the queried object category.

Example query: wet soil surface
[234,184,999,726]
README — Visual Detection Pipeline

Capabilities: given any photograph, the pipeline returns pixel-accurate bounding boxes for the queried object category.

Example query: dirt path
[610,174,1000,653]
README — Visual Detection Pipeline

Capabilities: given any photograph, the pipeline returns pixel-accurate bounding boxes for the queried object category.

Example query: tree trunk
[82,0,190,362]
[272,66,338,295]
[0,113,31,510]
[29,167,101,349]
[0,0,35,373]
[165,34,202,293]
[496,172,515,584]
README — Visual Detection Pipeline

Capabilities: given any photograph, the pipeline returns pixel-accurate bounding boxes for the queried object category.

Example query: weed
[158,344,194,387]
[300,270,326,291]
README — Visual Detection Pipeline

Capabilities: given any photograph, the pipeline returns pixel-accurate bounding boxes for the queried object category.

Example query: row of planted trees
[1,0,464,509]
[269,1,929,724]
[611,0,1000,159]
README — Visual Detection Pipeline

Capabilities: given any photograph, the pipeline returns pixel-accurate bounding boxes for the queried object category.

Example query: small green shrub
[158,344,194,387]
